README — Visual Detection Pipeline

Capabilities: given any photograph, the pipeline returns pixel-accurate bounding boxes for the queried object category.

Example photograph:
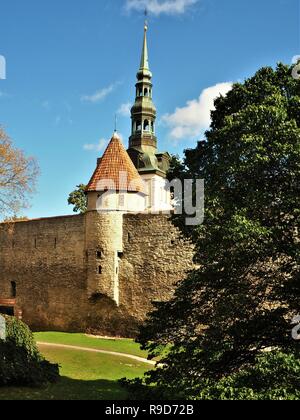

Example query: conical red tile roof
[86,133,146,193]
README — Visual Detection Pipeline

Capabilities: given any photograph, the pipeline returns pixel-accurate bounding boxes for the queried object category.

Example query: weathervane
[114,113,118,133]
[144,7,148,31]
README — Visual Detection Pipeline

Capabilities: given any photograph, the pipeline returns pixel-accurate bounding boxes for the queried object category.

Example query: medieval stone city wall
[0,213,194,337]
[0,215,87,331]
[120,214,195,321]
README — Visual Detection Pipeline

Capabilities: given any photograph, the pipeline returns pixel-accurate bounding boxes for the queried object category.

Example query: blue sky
[0,0,299,218]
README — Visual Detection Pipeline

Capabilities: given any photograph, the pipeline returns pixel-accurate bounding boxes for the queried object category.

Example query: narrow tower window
[11,281,17,298]
[144,120,150,131]
[136,121,142,132]
[144,88,149,97]
[98,266,102,275]
[96,251,102,259]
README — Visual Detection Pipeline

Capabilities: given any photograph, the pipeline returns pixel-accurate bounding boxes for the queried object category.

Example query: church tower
[129,21,157,155]
[128,22,172,212]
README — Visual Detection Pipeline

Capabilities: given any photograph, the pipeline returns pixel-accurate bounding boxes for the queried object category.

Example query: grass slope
[34,332,147,358]
[0,344,150,400]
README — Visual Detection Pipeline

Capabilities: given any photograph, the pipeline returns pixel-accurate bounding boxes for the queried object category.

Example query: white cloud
[125,0,198,15]
[81,82,121,103]
[162,82,233,140]
[84,133,125,152]
[117,102,132,117]
[292,55,300,64]
[0,91,9,98]
[54,115,62,126]
[42,100,50,110]
[0,55,6,80]
[83,138,107,152]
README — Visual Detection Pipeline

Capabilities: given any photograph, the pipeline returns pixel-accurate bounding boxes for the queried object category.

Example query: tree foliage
[0,128,39,218]
[122,63,300,399]
[0,316,59,386]
[68,184,87,214]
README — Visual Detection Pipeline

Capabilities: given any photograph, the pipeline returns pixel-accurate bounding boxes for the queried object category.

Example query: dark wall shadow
[0,377,128,401]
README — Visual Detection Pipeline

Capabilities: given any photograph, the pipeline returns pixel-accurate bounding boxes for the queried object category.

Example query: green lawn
[34,332,148,358]
[0,336,152,400]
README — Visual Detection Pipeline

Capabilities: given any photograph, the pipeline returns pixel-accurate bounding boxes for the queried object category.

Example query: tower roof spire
[138,14,152,78]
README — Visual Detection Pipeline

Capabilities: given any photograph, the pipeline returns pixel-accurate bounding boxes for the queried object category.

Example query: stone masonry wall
[0,213,194,336]
[0,215,87,331]
[120,214,195,321]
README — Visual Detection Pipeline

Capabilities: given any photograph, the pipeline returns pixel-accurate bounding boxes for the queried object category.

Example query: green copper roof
[139,24,152,78]
[140,24,149,70]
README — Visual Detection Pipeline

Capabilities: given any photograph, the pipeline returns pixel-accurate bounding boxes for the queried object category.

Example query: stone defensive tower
[85,131,147,305]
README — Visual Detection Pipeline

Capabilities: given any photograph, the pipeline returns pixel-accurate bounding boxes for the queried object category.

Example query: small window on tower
[144,88,149,97]
[11,281,17,298]
[96,251,102,259]
[136,121,142,131]
[98,266,102,275]
[144,120,150,131]
[139,88,143,97]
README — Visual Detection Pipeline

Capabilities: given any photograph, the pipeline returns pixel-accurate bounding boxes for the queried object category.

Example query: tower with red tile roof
[85,133,147,304]
[86,131,147,213]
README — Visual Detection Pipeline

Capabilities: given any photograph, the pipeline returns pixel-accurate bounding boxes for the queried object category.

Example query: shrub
[121,351,300,400]
[0,315,59,386]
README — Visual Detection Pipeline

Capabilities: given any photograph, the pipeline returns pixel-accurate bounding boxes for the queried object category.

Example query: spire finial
[144,8,148,31]
[139,10,150,72]
[112,114,120,139]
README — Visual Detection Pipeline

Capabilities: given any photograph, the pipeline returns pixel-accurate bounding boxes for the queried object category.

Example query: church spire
[129,21,157,154]
[139,22,150,74]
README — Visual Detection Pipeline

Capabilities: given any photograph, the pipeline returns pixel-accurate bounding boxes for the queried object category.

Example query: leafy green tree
[68,184,87,214]
[0,316,59,386]
[122,63,300,400]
